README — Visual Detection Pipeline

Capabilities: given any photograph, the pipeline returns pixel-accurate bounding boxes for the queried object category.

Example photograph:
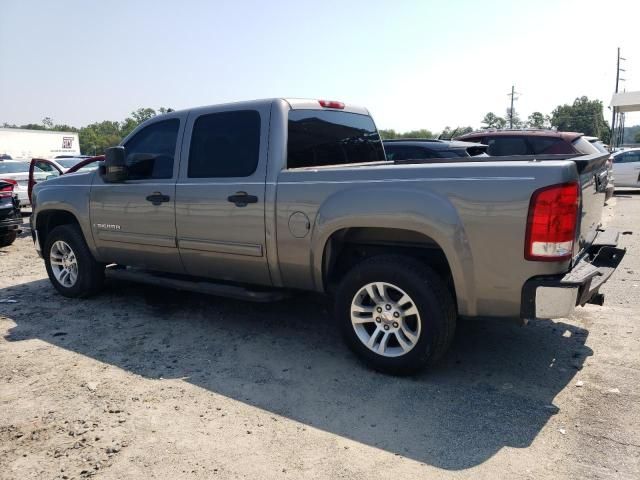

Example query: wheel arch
[309,188,477,316]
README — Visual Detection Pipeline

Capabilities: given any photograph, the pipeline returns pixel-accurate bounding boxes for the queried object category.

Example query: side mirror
[102,146,128,183]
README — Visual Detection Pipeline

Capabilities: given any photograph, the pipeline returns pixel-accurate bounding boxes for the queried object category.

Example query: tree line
[3,96,635,151]
[1,107,173,156]
[380,96,615,143]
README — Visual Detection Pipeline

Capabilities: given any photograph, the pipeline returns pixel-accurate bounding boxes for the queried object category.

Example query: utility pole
[611,48,626,147]
[507,85,520,129]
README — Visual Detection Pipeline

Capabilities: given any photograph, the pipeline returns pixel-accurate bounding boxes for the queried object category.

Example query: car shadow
[1,278,592,470]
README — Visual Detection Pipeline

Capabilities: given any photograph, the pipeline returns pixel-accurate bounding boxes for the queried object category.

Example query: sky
[1,0,640,132]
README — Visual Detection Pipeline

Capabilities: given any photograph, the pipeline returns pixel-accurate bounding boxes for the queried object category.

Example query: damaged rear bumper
[521,230,626,320]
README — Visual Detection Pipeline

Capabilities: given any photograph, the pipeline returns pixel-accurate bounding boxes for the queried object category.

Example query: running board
[105,266,289,302]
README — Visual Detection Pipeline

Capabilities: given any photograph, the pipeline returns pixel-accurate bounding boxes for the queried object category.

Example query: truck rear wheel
[44,225,104,298]
[334,255,456,375]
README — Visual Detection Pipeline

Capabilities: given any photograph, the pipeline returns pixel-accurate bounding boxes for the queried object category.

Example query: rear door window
[287,110,385,168]
[188,110,261,178]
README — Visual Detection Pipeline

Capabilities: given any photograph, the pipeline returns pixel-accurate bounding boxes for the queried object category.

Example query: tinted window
[287,110,384,168]
[589,140,609,154]
[571,136,599,155]
[124,119,179,180]
[188,110,260,178]
[384,145,439,161]
[616,151,640,163]
[486,137,531,156]
[527,136,574,154]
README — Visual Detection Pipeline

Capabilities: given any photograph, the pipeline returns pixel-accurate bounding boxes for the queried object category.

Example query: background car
[454,129,602,156]
[0,159,47,207]
[47,156,98,173]
[383,139,487,161]
[611,148,640,188]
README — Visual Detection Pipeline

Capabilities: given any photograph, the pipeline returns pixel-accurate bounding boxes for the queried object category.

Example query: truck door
[90,117,184,273]
[175,105,271,285]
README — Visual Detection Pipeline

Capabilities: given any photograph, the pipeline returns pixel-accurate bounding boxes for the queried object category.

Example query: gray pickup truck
[30,98,625,374]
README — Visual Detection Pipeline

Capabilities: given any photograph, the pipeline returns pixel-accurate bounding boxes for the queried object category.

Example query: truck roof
[171,98,370,117]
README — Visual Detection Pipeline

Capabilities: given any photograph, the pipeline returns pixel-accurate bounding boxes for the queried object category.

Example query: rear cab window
[287,110,385,168]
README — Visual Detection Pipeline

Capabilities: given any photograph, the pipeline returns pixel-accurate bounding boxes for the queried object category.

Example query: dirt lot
[1,193,639,480]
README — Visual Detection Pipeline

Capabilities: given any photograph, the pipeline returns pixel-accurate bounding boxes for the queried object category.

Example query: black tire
[44,224,104,298]
[0,231,17,247]
[334,255,456,375]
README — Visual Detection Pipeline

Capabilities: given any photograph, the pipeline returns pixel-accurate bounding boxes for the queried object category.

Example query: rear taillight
[0,180,15,198]
[318,99,345,109]
[525,182,579,261]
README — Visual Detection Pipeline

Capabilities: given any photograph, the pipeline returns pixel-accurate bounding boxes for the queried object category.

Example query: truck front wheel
[44,225,104,298]
[334,255,456,375]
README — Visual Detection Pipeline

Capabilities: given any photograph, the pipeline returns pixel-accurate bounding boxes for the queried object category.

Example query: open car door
[28,156,104,204]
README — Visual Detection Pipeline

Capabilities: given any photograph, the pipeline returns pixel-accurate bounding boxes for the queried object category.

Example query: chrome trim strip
[178,238,263,257]
[97,231,176,248]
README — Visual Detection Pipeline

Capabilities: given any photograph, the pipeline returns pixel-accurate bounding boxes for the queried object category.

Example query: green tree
[379,128,435,140]
[481,112,506,129]
[378,129,398,139]
[130,107,157,123]
[635,131,640,143]
[551,96,610,143]
[526,112,550,129]
[42,117,54,129]
[505,108,523,129]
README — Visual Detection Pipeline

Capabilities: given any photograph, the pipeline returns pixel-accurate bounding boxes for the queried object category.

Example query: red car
[454,129,601,156]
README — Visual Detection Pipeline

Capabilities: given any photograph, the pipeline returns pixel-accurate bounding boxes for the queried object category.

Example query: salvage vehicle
[0,179,22,247]
[29,98,625,374]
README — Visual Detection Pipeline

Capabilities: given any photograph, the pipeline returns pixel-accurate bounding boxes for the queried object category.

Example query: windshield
[0,162,32,174]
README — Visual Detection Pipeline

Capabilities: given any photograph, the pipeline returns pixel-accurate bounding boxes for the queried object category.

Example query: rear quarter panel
[275,160,578,318]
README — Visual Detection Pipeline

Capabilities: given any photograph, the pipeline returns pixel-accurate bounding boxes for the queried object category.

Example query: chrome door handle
[145,192,170,205]
[227,192,258,207]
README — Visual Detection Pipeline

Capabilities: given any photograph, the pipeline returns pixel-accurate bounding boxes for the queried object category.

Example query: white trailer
[0,128,80,159]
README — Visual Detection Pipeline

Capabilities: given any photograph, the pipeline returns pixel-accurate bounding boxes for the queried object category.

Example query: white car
[612,148,640,188]
[0,160,47,207]
[51,156,96,173]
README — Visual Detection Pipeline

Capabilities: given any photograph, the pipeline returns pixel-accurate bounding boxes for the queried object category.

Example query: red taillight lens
[525,182,579,261]
[318,100,345,109]
[0,180,15,198]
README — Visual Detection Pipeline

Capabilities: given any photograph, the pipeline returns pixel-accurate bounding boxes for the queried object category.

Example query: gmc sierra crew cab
[30,98,625,374]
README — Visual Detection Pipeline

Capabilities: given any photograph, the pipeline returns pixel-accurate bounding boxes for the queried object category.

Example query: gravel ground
[1,192,639,479]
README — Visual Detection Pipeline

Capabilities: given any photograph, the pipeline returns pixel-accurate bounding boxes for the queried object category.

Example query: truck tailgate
[573,153,609,259]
